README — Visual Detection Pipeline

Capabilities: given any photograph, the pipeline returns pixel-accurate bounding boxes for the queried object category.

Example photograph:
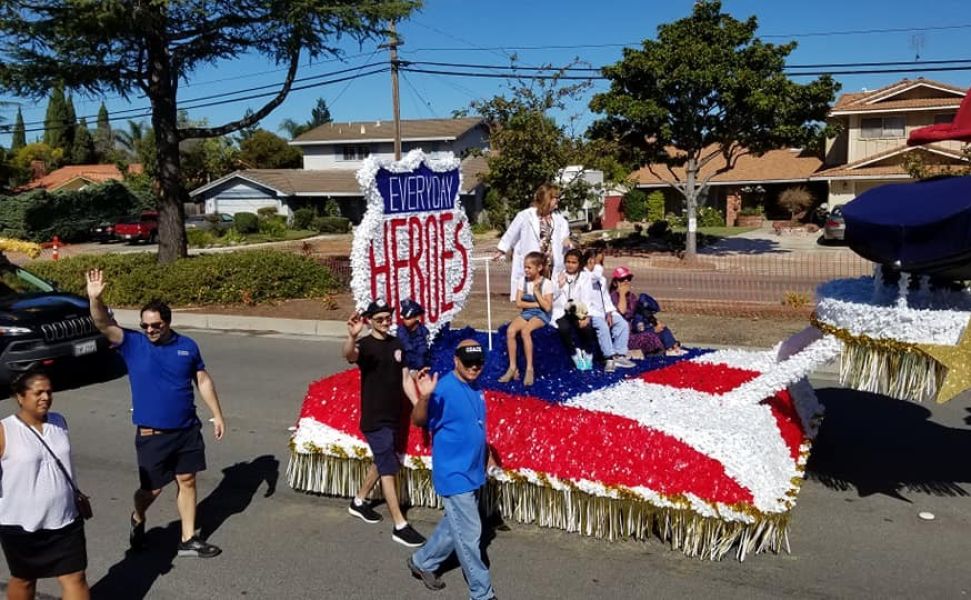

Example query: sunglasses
[139,321,165,330]
[459,359,484,370]
[369,315,392,324]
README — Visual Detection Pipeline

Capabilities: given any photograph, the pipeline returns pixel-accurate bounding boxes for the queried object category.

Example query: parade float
[812,89,971,404]
[287,150,843,560]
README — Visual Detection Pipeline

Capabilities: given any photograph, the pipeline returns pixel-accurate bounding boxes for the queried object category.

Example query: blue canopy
[843,176,971,279]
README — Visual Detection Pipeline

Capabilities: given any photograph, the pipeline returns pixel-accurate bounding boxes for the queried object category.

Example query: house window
[341,145,370,161]
[934,112,957,124]
[860,117,905,139]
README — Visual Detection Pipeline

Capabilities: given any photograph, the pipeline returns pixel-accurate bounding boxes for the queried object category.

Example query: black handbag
[15,415,93,520]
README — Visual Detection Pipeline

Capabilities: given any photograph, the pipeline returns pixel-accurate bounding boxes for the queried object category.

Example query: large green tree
[71,117,96,164]
[43,84,70,153]
[589,0,838,257]
[0,1,418,263]
[11,108,25,151]
[239,129,303,169]
[94,102,113,162]
[279,97,334,139]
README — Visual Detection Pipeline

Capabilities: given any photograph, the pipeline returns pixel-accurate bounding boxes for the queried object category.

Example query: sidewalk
[111,308,840,377]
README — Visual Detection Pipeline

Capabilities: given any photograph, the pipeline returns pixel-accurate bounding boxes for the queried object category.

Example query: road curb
[112,308,840,377]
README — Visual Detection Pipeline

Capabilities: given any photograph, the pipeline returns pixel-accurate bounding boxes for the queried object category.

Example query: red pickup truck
[114,211,159,244]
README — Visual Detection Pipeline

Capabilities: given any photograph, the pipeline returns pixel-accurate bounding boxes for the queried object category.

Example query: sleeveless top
[0,413,78,532]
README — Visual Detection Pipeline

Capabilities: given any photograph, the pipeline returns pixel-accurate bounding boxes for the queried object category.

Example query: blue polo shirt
[117,329,206,430]
[426,372,487,496]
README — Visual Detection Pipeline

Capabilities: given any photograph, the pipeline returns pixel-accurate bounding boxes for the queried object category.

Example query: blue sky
[3,0,970,146]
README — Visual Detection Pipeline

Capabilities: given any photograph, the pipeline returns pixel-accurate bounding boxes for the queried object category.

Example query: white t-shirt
[518,277,554,299]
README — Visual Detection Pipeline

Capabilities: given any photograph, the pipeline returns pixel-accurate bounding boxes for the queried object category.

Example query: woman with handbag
[0,370,90,600]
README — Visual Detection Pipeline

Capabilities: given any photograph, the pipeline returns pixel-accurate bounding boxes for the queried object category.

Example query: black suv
[0,258,110,385]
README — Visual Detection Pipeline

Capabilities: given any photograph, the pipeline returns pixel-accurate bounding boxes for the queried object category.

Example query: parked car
[822,206,845,243]
[0,256,112,385]
[114,211,159,244]
[89,220,118,243]
[185,213,234,232]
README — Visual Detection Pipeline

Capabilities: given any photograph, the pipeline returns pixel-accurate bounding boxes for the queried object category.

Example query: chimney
[376,120,381,127]
[360,124,366,134]
[30,160,48,180]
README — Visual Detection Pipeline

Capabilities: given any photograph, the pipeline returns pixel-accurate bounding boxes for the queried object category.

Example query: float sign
[350,150,474,339]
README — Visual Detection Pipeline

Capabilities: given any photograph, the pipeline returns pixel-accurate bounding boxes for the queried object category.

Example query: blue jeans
[590,313,630,358]
[412,489,495,600]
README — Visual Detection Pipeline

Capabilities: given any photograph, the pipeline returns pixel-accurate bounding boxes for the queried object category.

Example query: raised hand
[415,368,439,400]
[346,312,364,338]
[86,269,106,300]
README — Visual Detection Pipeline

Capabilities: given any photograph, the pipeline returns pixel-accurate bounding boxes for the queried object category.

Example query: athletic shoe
[177,536,222,558]
[605,359,616,373]
[392,523,426,547]
[571,350,584,369]
[407,557,446,591]
[129,512,145,550]
[614,356,636,369]
[348,499,382,523]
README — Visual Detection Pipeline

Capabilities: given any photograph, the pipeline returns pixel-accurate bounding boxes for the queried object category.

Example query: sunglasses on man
[139,321,165,330]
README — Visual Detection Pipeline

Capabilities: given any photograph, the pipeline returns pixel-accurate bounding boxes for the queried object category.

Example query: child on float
[582,249,635,372]
[498,251,554,387]
[609,267,664,355]
[398,298,431,375]
[608,267,684,356]
[552,248,597,369]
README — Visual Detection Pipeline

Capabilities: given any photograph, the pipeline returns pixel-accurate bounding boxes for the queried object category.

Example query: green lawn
[242,229,318,243]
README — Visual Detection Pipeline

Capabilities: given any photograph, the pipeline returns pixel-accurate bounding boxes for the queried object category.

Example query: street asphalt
[3,329,970,599]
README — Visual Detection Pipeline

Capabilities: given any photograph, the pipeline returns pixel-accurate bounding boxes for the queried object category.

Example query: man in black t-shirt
[342,299,426,548]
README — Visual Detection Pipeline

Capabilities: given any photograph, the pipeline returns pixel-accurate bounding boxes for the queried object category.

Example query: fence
[317,250,874,322]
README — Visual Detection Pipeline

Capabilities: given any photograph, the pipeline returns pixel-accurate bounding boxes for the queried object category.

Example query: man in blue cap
[343,298,425,547]
[407,339,497,599]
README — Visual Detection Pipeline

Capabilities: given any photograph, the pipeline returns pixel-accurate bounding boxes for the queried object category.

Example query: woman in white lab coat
[492,183,572,301]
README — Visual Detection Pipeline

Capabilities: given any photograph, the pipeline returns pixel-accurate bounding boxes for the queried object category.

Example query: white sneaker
[614,356,636,369]
[605,359,616,373]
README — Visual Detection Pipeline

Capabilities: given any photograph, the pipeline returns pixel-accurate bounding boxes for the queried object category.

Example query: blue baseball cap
[400,298,424,319]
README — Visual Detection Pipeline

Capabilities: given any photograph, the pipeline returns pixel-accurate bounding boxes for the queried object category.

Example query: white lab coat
[497,207,571,301]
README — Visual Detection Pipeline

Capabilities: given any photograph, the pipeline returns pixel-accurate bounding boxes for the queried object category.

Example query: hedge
[28,249,337,306]
[233,212,259,233]
[312,216,350,234]
[621,189,648,222]
[0,181,154,243]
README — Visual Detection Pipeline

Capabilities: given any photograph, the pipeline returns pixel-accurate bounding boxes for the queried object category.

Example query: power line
[400,71,436,118]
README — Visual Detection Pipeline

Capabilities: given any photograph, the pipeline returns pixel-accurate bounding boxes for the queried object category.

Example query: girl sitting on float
[499,252,554,387]
[609,266,685,356]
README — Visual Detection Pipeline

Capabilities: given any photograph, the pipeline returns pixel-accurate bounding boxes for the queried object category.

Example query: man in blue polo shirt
[86,269,226,558]
[407,339,497,600]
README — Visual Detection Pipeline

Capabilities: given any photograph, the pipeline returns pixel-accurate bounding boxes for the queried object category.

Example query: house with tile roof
[811,78,968,205]
[630,78,969,224]
[20,163,143,192]
[191,117,490,223]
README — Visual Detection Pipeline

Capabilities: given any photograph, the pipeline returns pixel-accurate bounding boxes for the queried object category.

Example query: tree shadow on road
[698,237,790,256]
[90,455,279,600]
[807,388,971,500]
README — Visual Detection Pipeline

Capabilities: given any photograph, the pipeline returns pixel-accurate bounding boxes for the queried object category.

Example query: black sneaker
[129,512,145,550]
[348,499,382,523]
[177,536,222,558]
[407,557,445,591]
[392,523,426,548]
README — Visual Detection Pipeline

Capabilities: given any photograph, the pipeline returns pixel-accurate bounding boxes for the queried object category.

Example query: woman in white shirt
[0,371,89,600]
[493,183,572,301]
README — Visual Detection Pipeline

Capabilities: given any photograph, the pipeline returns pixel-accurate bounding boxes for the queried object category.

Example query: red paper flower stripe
[639,361,760,394]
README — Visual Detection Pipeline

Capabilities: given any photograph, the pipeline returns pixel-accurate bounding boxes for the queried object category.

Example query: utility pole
[388,21,402,160]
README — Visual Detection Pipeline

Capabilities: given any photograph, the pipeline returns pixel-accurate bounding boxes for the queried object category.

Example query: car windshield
[0,263,56,297]
[119,215,140,224]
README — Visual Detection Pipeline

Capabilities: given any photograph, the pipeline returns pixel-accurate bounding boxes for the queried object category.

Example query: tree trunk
[145,6,187,264]
[684,157,698,259]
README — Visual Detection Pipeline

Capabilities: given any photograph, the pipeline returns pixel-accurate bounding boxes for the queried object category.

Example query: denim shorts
[363,426,401,476]
[520,308,550,325]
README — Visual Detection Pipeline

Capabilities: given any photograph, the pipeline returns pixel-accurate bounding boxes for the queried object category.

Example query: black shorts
[0,518,87,580]
[135,423,207,491]
[363,426,401,476]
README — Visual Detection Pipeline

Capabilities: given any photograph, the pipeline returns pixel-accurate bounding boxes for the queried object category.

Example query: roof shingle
[292,117,484,144]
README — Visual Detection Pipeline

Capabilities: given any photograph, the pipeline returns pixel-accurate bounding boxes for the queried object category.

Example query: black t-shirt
[356,335,406,432]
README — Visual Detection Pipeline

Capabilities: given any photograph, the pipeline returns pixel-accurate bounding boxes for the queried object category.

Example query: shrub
[312,216,351,234]
[646,191,665,223]
[665,211,687,228]
[221,228,245,245]
[777,186,814,220]
[28,250,337,306]
[739,206,764,217]
[257,206,279,219]
[234,212,259,233]
[471,222,493,235]
[292,208,315,230]
[258,217,287,238]
[698,206,725,227]
[621,189,648,222]
[646,220,670,238]
[323,198,341,218]
[186,229,217,248]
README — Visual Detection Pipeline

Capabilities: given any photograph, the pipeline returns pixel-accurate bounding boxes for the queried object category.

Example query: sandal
[498,366,519,383]
[523,368,535,386]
